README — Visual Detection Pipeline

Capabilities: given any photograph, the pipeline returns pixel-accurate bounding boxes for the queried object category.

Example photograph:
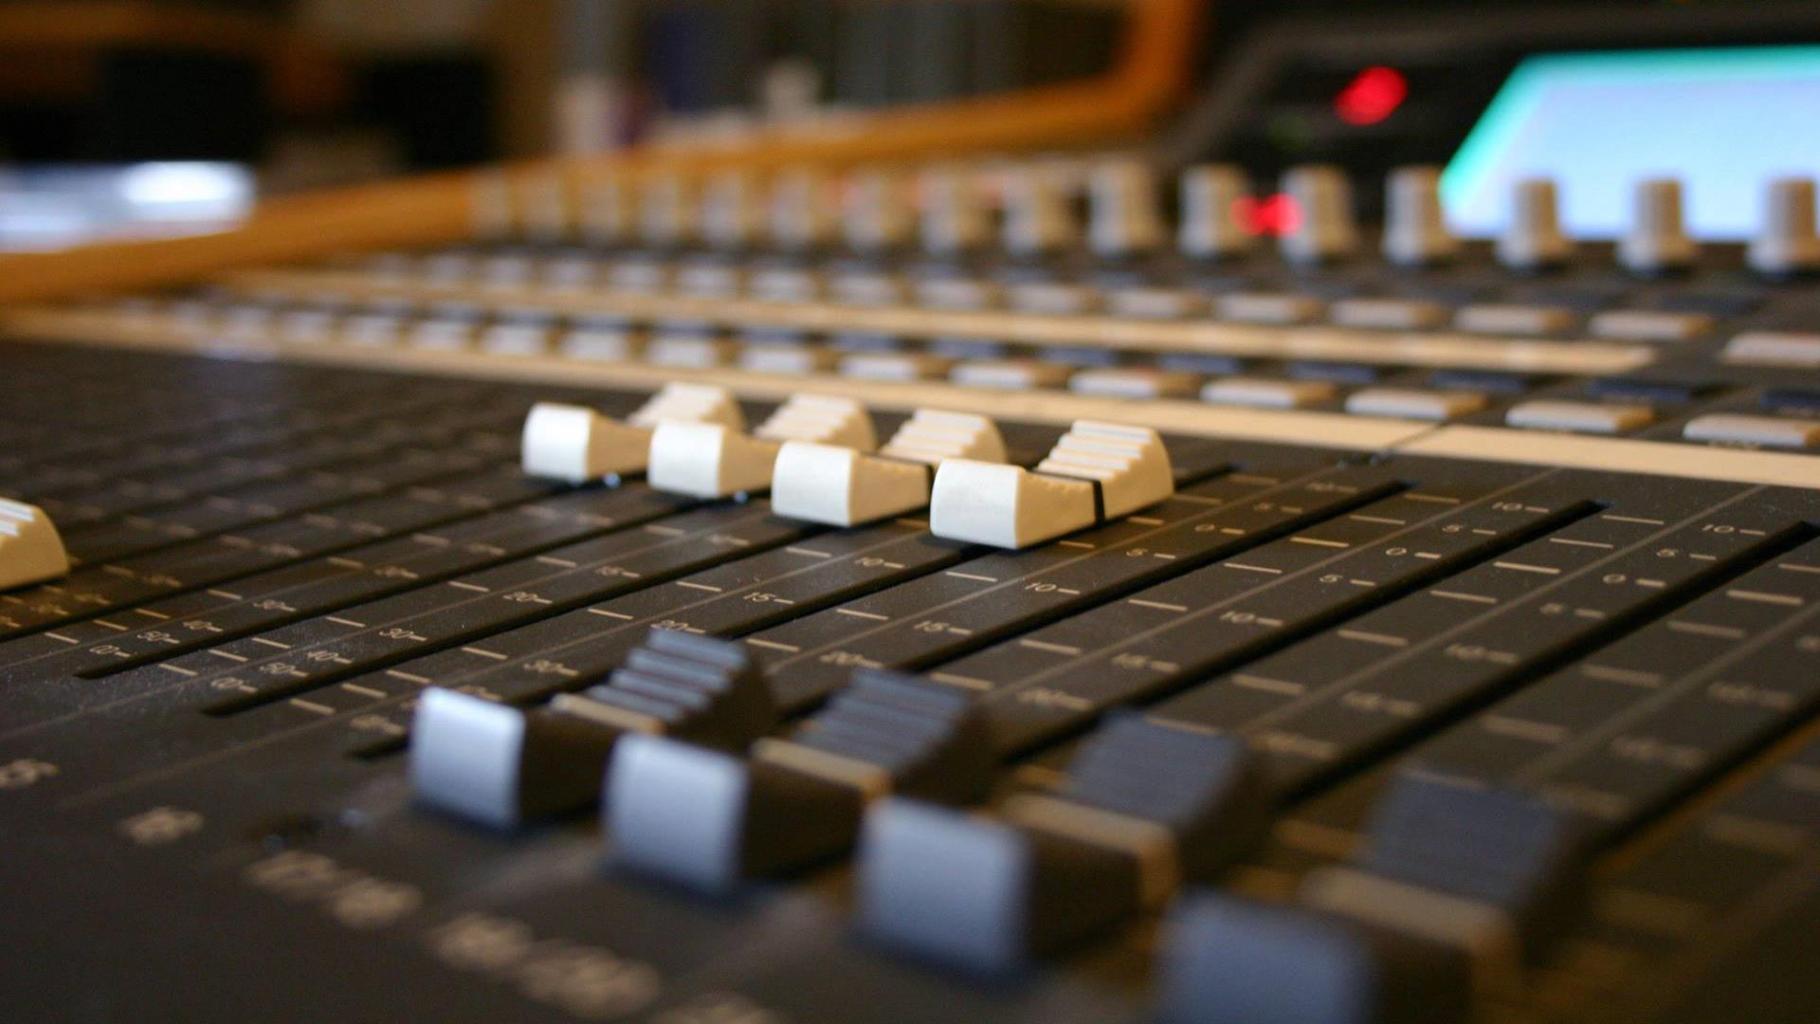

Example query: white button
[647,333,732,368]
[1683,413,1820,449]
[880,409,1007,465]
[749,268,822,303]
[770,443,931,526]
[1034,421,1175,519]
[561,324,640,362]
[1344,388,1488,421]
[608,259,670,293]
[839,351,954,382]
[1505,400,1655,434]
[542,255,599,289]
[0,499,69,591]
[278,309,337,343]
[929,421,1174,548]
[929,460,1097,549]
[772,410,1006,527]
[1009,282,1096,316]
[674,262,745,298]
[521,385,742,482]
[1723,332,1820,368]
[753,394,877,451]
[950,360,1073,390]
[1068,368,1200,400]
[915,277,998,311]
[341,312,407,347]
[648,423,780,498]
[831,272,906,307]
[1588,311,1712,343]
[1106,287,1202,320]
[409,317,478,351]
[481,322,552,356]
[1456,304,1576,336]
[1216,292,1324,325]
[1201,377,1337,409]
[1329,298,1447,331]
[521,404,649,481]
[739,344,837,375]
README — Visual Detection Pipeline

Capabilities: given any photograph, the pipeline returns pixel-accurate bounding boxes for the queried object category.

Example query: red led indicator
[1334,66,1408,126]
[1232,193,1303,237]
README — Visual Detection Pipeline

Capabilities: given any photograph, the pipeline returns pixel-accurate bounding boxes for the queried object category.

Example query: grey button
[1505,399,1655,434]
[1683,413,1820,448]
[1201,377,1337,409]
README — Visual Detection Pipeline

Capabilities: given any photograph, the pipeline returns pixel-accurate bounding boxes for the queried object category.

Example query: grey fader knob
[1279,164,1358,265]
[638,176,696,248]
[1087,158,1165,257]
[699,170,760,250]
[769,167,835,251]
[919,165,990,255]
[579,176,633,246]
[843,170,914,253]
[1178,164,1252,260]
[1002,166,1078,257]
[1618,178,1696,274]
[1496,178,1572,270]
[1749,177,1820,276]
[470,172,514,241]
[1382,166,1458,266]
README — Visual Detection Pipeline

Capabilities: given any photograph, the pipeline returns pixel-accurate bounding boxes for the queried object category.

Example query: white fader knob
[843,170,915,253]
[638,176,696,248]
[1002,166,1078,258]
[1619,178,1696,274]
[0,499,70,591]
[699,170,761,250]
[520,384,743,483]
[1178,164,1252,260]
[1381,166,1458,266]
[1087,159,1165,257]
[648,394,876,499]
[1279,165,1359,265]
[772,410,1007,527]
[920,165,991,255]
[1749,177,1820,276]
[769,168,836,251]
[1496,178,1573,270]
[930,422,1173,549]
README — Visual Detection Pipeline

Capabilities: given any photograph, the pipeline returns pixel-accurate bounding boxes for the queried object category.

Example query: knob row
[479,162,1820,276]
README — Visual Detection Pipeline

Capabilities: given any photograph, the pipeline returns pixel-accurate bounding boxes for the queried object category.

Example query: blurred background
[0,0,1137,248]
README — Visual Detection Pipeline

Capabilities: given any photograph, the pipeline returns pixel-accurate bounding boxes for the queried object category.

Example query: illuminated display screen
[1442,46,1820,240]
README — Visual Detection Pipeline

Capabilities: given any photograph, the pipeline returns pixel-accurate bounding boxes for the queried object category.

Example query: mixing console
[6,55,1820,1021]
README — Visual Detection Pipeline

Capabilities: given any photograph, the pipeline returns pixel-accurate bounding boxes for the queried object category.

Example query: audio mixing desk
[6,21,1820,1022]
